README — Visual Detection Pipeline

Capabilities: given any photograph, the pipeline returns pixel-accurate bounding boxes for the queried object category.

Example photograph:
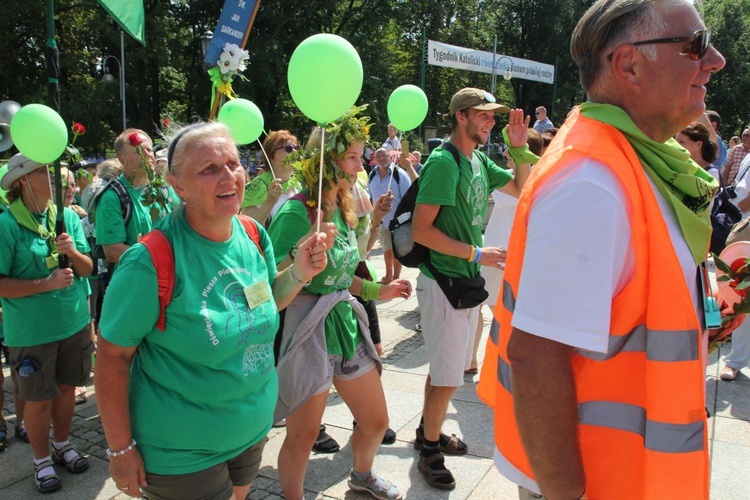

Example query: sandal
[464,367,479,375]
[15,423,29,443]
[75,389,87,405]
[312,425,340,454]
[418,452,456,490]
[34,459,62,494]
[51,443,89,474]
[348,470,403,499]
[414,426,468,455]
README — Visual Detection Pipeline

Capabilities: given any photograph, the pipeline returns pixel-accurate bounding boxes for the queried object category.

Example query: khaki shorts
[9,326,94,401]
[315,341,377,395]
[416,273,480,387]
[378,225,393,251]
[142,438,267,500]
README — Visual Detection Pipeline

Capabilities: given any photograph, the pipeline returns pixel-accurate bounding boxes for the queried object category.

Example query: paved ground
[2,249,750,499]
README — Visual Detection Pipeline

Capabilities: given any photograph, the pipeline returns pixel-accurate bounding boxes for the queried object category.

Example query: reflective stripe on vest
[495,357,704,453]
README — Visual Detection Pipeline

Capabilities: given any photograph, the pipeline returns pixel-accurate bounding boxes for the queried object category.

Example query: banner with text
[204,0,261,65]
[427,40,554,85]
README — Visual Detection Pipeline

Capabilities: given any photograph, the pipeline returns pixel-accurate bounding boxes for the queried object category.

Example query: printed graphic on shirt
[468,161,487,226]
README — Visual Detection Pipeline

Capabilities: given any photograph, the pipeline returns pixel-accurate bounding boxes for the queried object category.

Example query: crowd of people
[1,0,749,498]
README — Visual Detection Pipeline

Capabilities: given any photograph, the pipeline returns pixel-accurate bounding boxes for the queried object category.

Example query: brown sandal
[414,426,469,455]
[418,452,456,490]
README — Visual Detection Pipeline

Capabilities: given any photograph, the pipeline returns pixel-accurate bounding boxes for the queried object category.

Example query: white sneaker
[720,365,739,381]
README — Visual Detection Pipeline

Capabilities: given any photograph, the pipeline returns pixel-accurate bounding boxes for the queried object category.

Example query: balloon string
[257,141,277,179]
[316,126,325,234]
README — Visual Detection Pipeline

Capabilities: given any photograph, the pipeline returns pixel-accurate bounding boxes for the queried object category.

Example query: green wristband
[360,279,383,302]
[502,127,540,166]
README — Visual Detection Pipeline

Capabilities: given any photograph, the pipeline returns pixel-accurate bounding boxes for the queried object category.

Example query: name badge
[244,280,271,309]
[45,255,58,269]
[701,261,722,329]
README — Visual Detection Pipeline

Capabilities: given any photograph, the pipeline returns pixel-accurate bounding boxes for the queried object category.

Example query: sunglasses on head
[631,29,711,60]
[276,144,299,153]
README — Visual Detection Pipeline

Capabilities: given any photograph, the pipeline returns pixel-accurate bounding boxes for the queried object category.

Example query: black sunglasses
[631,29,711,60]
[276,144,299,153]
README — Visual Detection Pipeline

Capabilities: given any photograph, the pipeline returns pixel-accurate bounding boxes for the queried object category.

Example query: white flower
[217,43,250,75]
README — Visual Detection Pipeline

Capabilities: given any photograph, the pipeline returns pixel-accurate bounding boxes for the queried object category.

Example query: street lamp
[102,54,126,131]
[200,30,214,65]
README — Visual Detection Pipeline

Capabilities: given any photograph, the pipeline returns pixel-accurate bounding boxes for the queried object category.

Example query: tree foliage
[0,0,747,156]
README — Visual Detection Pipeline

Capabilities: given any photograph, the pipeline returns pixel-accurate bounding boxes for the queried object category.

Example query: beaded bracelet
[106,439,137,458]
[289,264,312,286]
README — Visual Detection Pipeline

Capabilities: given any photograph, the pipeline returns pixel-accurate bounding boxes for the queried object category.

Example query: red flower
[71,122,86,136]
[128,133,143,147]
[162,117,170,127]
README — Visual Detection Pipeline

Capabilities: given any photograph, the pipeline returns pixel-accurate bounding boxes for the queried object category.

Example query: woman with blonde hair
[269,106,410,500]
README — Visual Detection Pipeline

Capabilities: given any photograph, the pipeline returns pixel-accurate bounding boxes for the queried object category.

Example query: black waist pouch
[425,259,488,309]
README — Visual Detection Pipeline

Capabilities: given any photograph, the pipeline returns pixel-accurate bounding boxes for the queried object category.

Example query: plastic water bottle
[17,359,36,378]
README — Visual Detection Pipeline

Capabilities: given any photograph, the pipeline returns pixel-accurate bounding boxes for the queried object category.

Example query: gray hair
[168,122,235,176]
[571,0,669,97]
[97,159,123,178]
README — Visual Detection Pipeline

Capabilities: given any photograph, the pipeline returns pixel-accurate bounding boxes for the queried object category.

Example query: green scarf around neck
[579,102,718,265]
[8,198,59,267]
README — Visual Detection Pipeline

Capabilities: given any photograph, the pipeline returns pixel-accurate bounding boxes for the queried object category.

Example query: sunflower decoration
[285,105,372,208]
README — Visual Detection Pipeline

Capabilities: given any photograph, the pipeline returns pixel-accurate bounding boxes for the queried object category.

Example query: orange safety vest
[477,108,708,499]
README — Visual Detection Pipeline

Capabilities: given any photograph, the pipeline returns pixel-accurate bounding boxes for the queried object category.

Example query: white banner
[427,40,554,85]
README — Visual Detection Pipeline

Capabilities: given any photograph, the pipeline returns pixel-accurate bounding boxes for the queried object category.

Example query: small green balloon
[10,104,68,164]
[387,85,429,131]
[217,99,264,145]
[288,34,363,124]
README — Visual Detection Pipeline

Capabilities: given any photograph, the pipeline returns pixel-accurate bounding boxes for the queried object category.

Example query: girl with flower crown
[268,106,410,500]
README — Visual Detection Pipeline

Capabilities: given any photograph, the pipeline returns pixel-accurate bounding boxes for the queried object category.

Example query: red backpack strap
[140,230,175,332]
[237,214,263,256]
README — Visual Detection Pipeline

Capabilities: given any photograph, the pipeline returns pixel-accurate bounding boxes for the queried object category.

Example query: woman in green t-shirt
[95,122,332,500]
[241,129,301,225]
[269,106,411,500]
[0,153,94,494]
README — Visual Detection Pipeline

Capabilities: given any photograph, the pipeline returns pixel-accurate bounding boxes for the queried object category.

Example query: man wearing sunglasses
[532,106,554,134]
[478,0,728,499]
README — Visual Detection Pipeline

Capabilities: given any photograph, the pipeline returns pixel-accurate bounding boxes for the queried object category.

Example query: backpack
[368,166,401,187]
[388,143,487,267]
[83,174,133,261]
[139,214,263,331]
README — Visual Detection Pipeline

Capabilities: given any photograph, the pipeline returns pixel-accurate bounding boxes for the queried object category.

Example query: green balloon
[217,99,264,145]
[387,85,429,131]
[288,34,363,124]
[10,104,68,164]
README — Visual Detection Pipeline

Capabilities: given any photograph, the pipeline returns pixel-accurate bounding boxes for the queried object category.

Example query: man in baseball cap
[411,88,531,490]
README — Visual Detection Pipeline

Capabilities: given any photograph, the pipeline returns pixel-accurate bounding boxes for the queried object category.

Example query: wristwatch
[288,244,299,260]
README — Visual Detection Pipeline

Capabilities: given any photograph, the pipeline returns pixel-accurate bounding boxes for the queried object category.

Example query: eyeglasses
[535,111,541,115]
[276,144,299,153]
[631,29,711,61]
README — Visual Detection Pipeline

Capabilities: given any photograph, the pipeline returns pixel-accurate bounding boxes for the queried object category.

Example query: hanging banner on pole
[204,0,261,66]
[427,40,554,84]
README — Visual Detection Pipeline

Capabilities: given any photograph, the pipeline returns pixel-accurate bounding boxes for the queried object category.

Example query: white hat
[1,153,47,191]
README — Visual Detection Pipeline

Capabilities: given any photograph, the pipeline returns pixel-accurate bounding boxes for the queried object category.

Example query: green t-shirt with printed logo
[268,197,361,358]
[417,143,512,279]
[99,210,278,475]
[0,207,91,347]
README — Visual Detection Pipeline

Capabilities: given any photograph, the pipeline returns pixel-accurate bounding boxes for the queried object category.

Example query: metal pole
[488,36,498,151]
[45,0,68,268]
[550,56,559,122]
[120,30,127,131]
[419,27,426,141]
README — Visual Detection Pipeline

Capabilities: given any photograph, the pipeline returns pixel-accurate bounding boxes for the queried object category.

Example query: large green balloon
[387,85,429,131]
[217,99,264,145]
[288,34,363,124]
[10,104,68,163]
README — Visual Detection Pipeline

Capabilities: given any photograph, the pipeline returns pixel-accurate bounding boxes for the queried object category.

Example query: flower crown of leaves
[284,105,372,204]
